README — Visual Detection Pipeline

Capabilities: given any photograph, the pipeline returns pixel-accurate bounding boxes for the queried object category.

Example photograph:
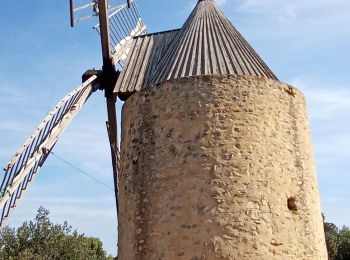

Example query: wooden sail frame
[0,76,98,227]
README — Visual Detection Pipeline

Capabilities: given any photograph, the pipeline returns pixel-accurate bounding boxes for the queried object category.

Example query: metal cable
[50,152,115,191]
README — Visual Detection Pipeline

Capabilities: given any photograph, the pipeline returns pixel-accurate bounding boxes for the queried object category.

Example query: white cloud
[291,76,350,228]
[233,0,350,43]
[292,77,350,121]
[237,0,350,14]
[291,77,350,158]
[216,0,228,6]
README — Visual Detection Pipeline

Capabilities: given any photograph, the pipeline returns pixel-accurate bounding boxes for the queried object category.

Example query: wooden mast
[97,0,120,213]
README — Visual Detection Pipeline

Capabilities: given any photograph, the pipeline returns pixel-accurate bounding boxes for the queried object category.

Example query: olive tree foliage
[337,226,350,260]
[0,207,114,260]
[324,214,350,260]
[324,217,340,260]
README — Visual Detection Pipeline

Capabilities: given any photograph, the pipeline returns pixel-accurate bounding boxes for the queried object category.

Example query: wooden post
[70,0,74,27]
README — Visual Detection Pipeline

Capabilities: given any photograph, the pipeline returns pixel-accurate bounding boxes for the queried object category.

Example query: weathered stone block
[118,75,327,259]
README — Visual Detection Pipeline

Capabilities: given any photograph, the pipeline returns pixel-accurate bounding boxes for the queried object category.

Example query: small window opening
[287,197,298,211]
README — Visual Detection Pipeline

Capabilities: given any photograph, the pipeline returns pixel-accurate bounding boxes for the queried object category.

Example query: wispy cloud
[291,76,350,227]
[234,0,350,44]
[237,0,350,15]
[216,0,228,6]
[293,77,350,121]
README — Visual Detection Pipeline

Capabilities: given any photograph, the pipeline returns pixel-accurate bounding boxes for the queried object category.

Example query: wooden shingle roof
[114,0,277,97]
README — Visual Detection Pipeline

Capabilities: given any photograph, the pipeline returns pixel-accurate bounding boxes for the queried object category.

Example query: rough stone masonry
[118,75,327,259]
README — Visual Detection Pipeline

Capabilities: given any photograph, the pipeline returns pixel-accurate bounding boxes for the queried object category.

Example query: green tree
[324,214,339,260]
[323,214,350,260]
[337,226,350,260]
[0,207,114,260]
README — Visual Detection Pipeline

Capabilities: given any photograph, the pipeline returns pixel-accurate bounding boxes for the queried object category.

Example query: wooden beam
[98,0,113,66]
[106,97,120,214]
[70,0,74,27]
[0,76,98,227]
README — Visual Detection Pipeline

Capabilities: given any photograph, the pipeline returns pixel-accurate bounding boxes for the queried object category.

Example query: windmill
[1,0,328,258]
[0,0,146,227]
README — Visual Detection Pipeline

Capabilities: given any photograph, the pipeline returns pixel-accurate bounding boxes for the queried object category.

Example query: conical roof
[152,0,277,82]
[114,0,277,96]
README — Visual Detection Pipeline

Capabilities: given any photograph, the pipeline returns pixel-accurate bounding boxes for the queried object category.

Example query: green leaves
[0,207,112,260]
[324,215,350,260]
[337,226,350,260]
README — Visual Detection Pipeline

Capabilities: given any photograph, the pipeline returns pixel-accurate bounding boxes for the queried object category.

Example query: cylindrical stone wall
[118,75,327,259]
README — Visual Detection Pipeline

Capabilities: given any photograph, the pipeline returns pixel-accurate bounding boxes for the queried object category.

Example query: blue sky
[0,0,349,255]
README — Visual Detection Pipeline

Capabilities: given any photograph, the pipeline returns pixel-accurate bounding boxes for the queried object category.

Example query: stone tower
[114,0,328,259]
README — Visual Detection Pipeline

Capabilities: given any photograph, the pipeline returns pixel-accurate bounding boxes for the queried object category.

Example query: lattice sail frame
[0,76,98,227]
[93,0,147,66]
[0,0,146,228]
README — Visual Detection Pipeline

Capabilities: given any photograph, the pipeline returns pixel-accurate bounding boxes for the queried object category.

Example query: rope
[45,85,57,116]
[50,152,115,191]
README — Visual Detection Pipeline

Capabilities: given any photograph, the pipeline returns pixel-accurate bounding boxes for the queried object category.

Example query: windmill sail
[93,0,147,66]
[0,0,147,227]
[0,76,98,227]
